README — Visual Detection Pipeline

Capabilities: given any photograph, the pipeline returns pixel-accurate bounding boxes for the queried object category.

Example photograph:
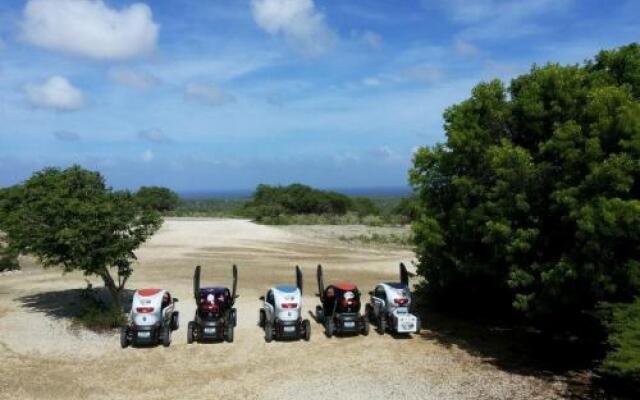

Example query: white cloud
[251,0,336,56]
[184,83,235,107]
[403,64,443,83]
[454,39,480,57]
[138,128,170,143]
[352,29,382,49]
[362,77,382,87]
[108,67,158,89]
[24,76,85,111]
[142,149,154,162]
[21,0,158,60]
[53,130,81,141]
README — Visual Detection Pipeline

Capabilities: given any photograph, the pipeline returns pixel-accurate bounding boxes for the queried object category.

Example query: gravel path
[0,218,568,399]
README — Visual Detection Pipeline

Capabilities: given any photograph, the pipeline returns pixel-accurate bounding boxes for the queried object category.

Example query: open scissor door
[296,265,303,294]
[193,265,201,300]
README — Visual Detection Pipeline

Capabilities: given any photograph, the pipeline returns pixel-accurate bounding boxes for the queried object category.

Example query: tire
[302,319,311,341]
[378,315,386,335]
[162,326,171,347]
[265,323,273,343]
[362,319,369,336]
[365,304,373,322]
[171,312,180,331]
[316,305,324,323]
[259,309,266,328]
[120,326,129,348]
[225,325,234,343]
[230,309,237,327]
[325,319,334,338]
[187,321,195,344]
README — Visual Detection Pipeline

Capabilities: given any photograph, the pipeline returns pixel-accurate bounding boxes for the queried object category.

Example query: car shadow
[418,311,607,399]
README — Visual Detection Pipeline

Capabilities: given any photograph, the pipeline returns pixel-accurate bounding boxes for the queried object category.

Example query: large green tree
[410,43,640,334]
[0,166,162,307]
[135,186,180,212]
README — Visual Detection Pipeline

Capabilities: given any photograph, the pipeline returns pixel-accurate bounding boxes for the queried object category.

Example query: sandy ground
[0,218,569,399]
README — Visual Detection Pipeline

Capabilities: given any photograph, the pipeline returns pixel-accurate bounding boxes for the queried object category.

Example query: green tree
[410,43,640,335]
[135,186,180,212]
[0,166,162,307]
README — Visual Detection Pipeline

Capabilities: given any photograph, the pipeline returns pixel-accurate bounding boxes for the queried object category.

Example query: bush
[599,298,640,395]
[410,43,640,335]
[135,186,180,212]
[73,300,125,332]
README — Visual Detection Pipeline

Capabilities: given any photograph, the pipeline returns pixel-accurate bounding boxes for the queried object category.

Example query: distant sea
[178,186,412,199]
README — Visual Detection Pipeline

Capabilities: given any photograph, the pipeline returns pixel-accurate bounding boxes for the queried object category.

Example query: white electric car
[259,266,311,342]
[365,263,421,335]
[120,288,179,347]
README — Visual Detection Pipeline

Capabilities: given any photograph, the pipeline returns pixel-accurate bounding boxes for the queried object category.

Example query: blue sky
[0,0,638,193]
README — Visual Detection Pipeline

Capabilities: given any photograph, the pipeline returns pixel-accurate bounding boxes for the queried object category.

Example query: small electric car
[120,288,179,348]
[259,266,311,342]
[187,264,238,343]
[315,264,368,337]
[365,263,421,335]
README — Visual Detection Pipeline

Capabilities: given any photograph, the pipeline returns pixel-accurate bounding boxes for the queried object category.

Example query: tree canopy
[410,43,640,334]
[135,186,180,212]
[0,166,162,306]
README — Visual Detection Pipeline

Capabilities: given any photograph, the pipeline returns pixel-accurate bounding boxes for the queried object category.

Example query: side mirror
[235,294,240,299]
[315,293,320,297]
[173,298,179,303]
[368,291,373,296]
[259,295,265,301]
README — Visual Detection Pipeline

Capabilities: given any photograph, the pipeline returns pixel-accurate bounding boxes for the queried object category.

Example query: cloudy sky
[0,0,638,193]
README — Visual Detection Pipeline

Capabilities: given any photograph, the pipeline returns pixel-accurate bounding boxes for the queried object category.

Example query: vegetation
[0,166,162,308]
[135,186,180,212]
[167,197,248,217]
[338,232,413,248]
[599,298,640,392]
[0,233,19,271]
[410,43,640,391]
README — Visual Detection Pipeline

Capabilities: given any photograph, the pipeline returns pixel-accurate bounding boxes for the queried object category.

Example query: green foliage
[0,166,162,307]
[0,234,19,271]
[392,195,420,222]
[599,297,640,394]
[135,186,180,212]
[168,198,248,217]
[338,232,413,248]
[73,297,125,332]
[410,43,640,334]
[242,183,384,221]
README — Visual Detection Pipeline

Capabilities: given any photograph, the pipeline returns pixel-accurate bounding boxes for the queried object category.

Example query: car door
[372,285,386,317]
[264,289,275,323]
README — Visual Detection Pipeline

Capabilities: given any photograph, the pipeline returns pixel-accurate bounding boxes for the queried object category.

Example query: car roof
[274,285,297,293]
[137,288,163,297]
[384,282,408,289]
[332,282,358,291]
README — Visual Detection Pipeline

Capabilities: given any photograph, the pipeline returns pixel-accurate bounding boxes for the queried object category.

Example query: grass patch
[338,232,413,247]
[71,287,125,332]
[256,212,407,226]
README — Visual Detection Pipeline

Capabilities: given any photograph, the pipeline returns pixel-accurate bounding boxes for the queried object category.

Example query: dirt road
[0,218,567,399]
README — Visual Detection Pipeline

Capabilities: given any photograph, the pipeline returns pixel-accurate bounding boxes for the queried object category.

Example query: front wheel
[162,326,171,347]
[259,309,266,328]
[325,319,334,338]
[316,305,324,323]
[378,316,386,335]
[225,325,234,343]
[302,319,311,341]
[120,326,130,348]
[187,321,195,344]
[361,319,369,336]
[265,323,273,343]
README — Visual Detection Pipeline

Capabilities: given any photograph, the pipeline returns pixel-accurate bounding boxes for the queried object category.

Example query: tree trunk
[100,268,121,309]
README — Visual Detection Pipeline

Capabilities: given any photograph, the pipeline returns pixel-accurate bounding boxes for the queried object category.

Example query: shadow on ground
[17,287,135,320]
[419,311,615,399]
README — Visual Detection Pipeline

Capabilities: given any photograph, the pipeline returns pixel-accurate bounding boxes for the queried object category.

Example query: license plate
[137,331,151,338]
[284,326,295,332]
[204,327,216,334]
[401,323,415,331]
[344,321,355,328]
